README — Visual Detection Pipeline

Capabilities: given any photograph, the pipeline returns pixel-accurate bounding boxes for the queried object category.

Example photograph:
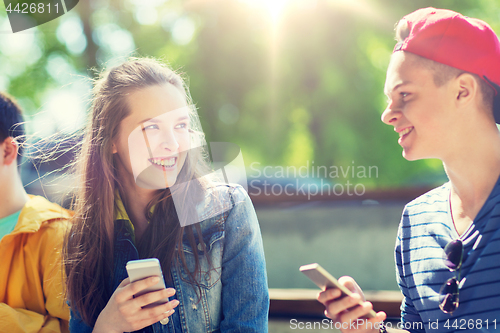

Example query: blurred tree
[1,0,499,188]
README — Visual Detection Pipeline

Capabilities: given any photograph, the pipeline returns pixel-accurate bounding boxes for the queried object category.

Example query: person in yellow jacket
[0,92,71,333]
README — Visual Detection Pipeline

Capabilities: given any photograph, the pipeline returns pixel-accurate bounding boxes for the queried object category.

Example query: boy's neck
[444,127,500,227]
[0,170,29,219]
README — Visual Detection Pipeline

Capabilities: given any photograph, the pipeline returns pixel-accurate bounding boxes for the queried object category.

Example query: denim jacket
[69,184,269,333]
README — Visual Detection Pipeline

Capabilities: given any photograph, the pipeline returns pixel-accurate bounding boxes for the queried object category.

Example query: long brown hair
[64,58,214,326]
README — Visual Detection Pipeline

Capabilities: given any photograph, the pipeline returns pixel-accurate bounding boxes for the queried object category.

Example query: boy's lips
[396,126,414,145]
[397,127,413,137]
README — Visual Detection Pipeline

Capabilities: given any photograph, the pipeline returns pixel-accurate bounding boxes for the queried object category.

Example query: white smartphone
[126,258,170,307]
[299,263,377,318]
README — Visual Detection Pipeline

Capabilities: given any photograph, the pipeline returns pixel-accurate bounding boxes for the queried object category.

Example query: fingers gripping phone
[126,258,170,307]
[300,263,377,318]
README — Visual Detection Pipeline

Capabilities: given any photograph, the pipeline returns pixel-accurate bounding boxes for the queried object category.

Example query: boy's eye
[401,92,409,98]
[175,123,187,129]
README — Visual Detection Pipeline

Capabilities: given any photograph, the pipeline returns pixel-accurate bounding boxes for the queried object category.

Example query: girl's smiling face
[113,84,191,190]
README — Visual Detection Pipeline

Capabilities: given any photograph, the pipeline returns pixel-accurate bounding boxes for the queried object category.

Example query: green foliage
[1,0,497,187]
[283,107,314,167]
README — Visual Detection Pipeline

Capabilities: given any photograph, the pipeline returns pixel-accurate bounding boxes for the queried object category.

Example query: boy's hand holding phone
[300,263,387,333]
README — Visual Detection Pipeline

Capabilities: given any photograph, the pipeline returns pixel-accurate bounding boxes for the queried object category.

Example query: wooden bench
[269,289,403,319]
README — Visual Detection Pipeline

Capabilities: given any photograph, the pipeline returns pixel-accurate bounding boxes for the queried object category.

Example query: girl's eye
[401,92,409,98]
[175,123,188,129]
[143,124,159,131]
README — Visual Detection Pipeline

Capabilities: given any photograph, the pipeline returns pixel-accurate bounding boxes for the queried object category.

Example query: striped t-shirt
[395,179,500,333]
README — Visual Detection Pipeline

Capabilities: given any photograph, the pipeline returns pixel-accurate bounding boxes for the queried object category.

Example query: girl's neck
[118,175,157,242]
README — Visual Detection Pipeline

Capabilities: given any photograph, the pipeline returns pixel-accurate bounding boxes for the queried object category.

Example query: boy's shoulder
[16,195,72,233]
[404,182,450,213]
[398,183,451,232]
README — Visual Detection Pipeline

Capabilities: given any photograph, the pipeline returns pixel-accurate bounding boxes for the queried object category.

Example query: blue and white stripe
[395,179,500,332]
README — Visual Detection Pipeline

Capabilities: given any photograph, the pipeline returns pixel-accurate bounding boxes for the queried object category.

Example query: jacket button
[160,317,169,325]
[197,242,205,251]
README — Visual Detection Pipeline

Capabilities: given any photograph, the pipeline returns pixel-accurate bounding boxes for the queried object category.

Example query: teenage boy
[318,7,500,333]
[0,92,71,332]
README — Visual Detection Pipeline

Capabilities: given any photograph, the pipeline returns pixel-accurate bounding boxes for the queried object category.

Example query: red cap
[394,7,500,123]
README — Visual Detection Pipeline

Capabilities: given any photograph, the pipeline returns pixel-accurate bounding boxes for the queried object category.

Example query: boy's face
[381,52,458,161]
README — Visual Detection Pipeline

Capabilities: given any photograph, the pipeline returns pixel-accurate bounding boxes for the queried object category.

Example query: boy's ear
[1,137,19,166]
[455,73,477,106]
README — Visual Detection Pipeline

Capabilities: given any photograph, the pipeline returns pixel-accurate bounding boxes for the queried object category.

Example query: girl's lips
[149,157,177,170]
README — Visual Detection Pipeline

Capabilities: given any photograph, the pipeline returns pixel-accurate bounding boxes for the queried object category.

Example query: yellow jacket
[0,196,72,333]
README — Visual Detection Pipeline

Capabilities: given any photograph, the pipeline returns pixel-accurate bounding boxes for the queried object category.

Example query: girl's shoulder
[191,183,253,229]
[197,183,248,215]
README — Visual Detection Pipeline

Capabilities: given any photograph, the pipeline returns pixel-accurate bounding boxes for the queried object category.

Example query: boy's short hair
[393,7,500,122]
[0,92,25,163]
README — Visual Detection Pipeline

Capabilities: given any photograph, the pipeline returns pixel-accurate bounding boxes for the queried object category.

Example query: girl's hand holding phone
[92,277,179,333]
